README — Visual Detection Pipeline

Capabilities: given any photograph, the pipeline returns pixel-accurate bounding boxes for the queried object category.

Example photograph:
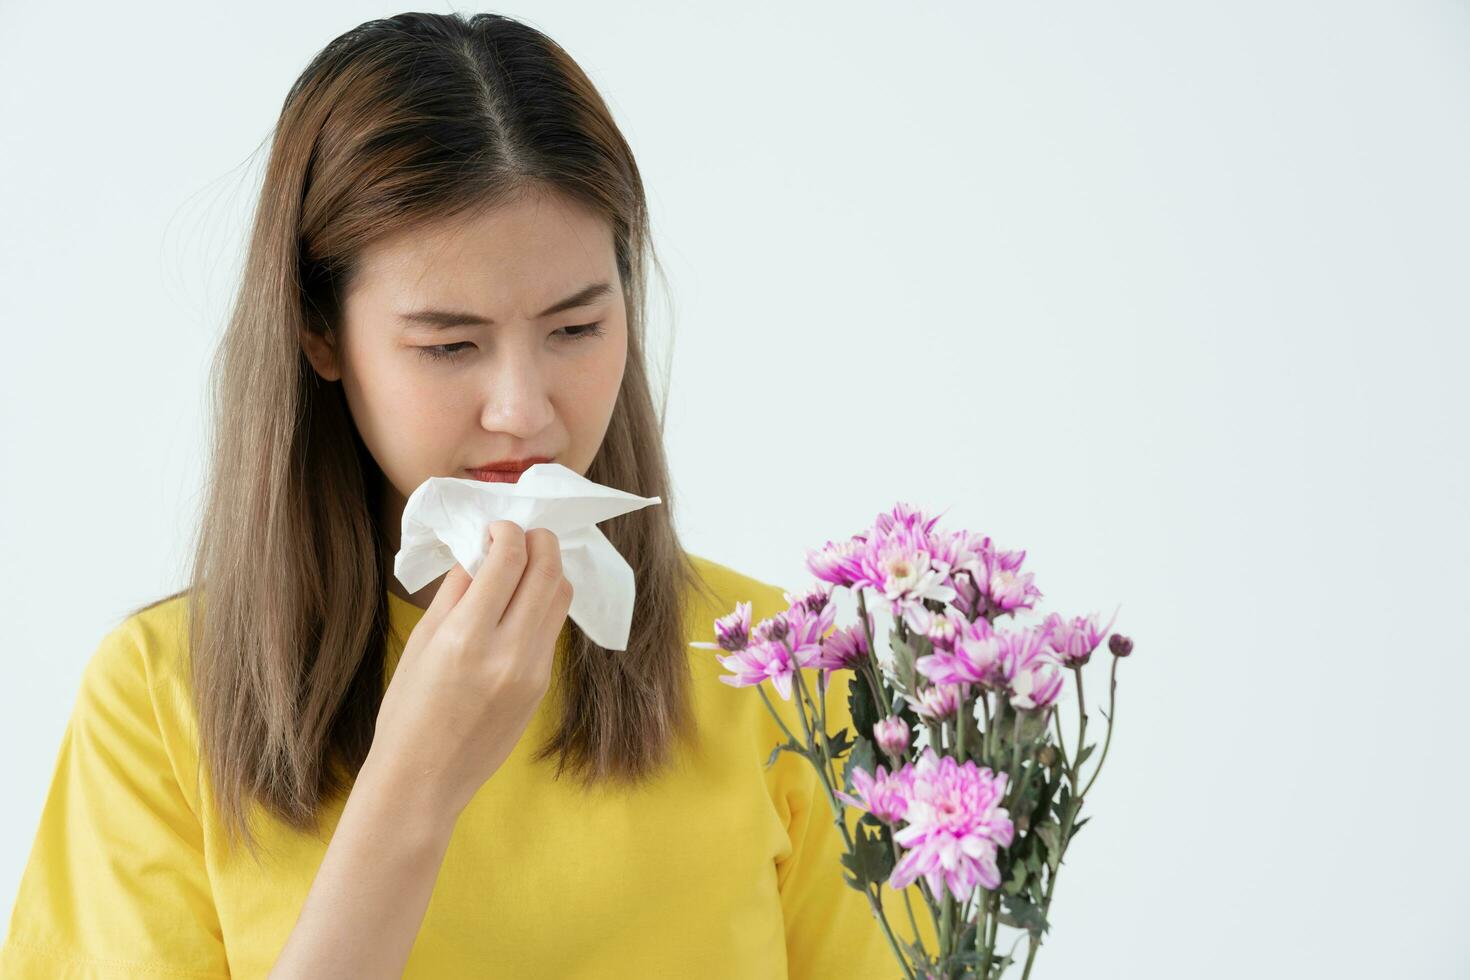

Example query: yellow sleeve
[0,619,230,979]
[775,664,941,980]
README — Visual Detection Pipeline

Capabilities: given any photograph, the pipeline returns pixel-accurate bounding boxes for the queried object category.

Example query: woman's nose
[476,354,556,435]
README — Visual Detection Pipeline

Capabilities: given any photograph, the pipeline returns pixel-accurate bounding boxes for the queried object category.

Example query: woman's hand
[368,520,573,820]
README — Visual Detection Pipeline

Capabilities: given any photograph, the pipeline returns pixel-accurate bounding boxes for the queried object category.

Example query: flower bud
[757,614,790,643]
[1038,744,1058,767]
[1108,633,1133,658]
[873,715,911,758]
[953,572,982,620]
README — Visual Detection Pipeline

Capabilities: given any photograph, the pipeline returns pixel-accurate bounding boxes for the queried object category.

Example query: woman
[0,12,935,978]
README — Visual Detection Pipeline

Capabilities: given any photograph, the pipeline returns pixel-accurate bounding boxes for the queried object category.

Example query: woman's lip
[464,465,543,482]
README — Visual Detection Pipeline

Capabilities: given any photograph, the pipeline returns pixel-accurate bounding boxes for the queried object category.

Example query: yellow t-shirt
[0,554,937,978]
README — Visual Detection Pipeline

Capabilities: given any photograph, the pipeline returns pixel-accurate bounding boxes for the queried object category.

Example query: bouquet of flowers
[692,503,1133,979]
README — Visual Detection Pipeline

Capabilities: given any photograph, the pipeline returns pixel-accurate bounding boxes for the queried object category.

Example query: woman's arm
[268,751,461,979]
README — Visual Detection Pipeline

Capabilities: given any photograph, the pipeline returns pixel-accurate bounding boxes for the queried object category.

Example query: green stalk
[979,888,1000,977]
[789,653,917,980]
[1070,665,1088,788]
[956,689,968,762]
[1050,703,1071,771]
[1080,655,1119,799]
[975,884,989,969]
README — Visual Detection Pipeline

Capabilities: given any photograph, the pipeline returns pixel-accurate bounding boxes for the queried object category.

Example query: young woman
[0,12,935,978]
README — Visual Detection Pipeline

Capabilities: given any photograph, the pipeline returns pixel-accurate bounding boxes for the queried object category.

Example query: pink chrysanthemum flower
[713,634,796,700]
[977,544,1042,615]
[942,529,995,581]
[689,601,752,653]
[783,580,837,619]
[805,536,871,590]
[872,715,911,758]
[811,612,875,673]
[776,590,838,672]
[889,748,1015,902]
[942,530,1043,617]
[949,570,986,621]
[835,762,911,825]
[915,615,1001,689]
[997,626,1065,711]
[1040,604,1122,667]
[871,502,947,539]
[899,603,967,649]
[906,682,967,722]
[864,530,957,620]
[811,504,956,620]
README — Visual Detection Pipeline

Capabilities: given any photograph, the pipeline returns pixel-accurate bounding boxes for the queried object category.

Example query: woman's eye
[557,322,605,340]
[415,324,603,363]
[416,342,473,362]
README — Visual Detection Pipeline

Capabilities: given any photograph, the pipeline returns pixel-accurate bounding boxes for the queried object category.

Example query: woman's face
[300,187,629,598]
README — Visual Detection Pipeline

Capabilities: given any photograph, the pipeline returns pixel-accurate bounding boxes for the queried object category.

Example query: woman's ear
[299,327,342,382]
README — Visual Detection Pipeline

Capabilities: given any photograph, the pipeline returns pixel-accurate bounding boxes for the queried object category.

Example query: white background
[2,1,1467,976]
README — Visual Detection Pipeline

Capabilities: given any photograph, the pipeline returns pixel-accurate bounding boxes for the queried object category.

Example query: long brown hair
[131,11,722,864]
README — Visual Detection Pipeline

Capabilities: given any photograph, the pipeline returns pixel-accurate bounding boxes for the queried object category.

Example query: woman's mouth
[465,467,528,483]
[464,455,554,483]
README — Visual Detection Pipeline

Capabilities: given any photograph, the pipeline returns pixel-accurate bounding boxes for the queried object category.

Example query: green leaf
[888,628,919,696]
[952,919,979,960]
[898,938,937,975]
[956,700,984,764]
[1076,741,1097,767]
[999,894,1051,938]
[1018,708,1050,744]
[824,726,854,762]
[987,950,1017,979]
[838,824,895,892]
[1035,821,1063,873]
[1003,858,1029,895]
[764,738,803,770]
[843,735,877,794]
[847,670,881,743]
[1054,783,1073,824]
[1069,815,1092,840]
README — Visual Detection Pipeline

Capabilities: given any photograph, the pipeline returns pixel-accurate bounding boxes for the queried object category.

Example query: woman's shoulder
[75,592,202,790]
[88,591,193,689]
[684,552,793,628]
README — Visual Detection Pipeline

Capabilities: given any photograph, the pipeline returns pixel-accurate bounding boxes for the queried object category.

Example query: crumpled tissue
[393,462,662,651]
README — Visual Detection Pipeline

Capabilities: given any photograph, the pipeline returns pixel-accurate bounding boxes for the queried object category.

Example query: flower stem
[956,690,968,762]
[979,888,1000,977]
[756,684,801,750]
[789,653,917,980]
[1070,665,1089,787]
[1009,711,1022,782]
[1009,753,1039,816]
[855,590,902,730]
[1080,655,1119,799]
[976,888,991,975]
[815,666,829,740]
[1050,704,1071,772]
[1021,759,1082,980]
[939,890,953,961]
[1019,864,1062,980]
[890,833,926,950]
[977,690,991,767]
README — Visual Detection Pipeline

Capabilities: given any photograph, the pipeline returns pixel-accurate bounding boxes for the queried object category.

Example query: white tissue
[392,462,662,651]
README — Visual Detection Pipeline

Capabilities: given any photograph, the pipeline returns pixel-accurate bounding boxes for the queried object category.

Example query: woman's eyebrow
[397,281,615,329]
